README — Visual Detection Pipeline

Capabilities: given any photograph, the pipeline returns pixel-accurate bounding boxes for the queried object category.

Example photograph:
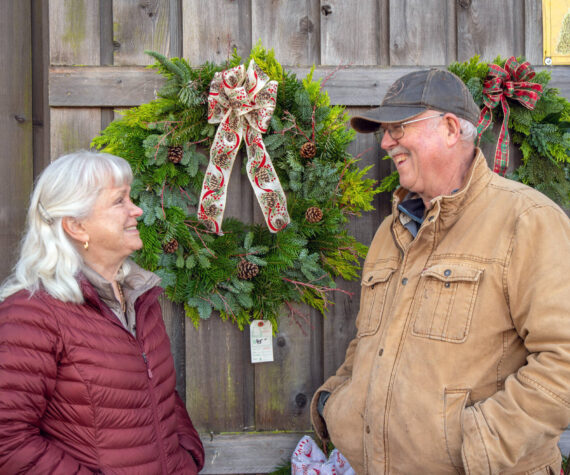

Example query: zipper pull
[142,352,153,379]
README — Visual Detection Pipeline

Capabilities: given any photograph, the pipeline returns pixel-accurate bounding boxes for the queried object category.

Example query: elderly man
[310,69,570,474]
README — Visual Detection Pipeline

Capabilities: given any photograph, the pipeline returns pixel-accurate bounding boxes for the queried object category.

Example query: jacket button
[366,425,371,433]
[378,348,383,356]
[444,269,451,276]
[402,277,408,285]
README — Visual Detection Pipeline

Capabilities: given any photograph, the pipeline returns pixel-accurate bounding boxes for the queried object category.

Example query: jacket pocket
[444,388,471,472]
[412,264,483,343]
[356,266,397,337]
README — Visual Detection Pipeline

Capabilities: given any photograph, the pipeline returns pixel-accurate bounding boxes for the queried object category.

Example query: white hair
[0,151,133,302]
[458,118,477,144]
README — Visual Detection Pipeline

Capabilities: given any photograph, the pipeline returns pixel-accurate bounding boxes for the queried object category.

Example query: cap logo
[383,79,405,102]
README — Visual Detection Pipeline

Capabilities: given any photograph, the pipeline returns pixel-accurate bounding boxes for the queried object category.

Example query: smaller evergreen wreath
[380,56,570,209]
[92,43,380,330]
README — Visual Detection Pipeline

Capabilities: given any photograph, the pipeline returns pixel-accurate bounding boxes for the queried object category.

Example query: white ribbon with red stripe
[197,60,290,235]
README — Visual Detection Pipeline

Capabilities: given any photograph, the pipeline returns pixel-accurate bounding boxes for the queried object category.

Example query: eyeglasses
[374,113,445,143]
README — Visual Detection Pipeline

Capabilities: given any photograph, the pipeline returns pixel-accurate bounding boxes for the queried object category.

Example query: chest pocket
[411,264,483,343]
[356,267,397,337]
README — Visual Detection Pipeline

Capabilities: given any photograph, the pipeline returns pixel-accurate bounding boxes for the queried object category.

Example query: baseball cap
[350,68,480,133]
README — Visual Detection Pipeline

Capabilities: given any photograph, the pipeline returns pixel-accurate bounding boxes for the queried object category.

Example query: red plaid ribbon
[476,57,543,175]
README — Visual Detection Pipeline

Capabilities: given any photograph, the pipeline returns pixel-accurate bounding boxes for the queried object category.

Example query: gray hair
[458,118,478,144]
[0,151,133,302]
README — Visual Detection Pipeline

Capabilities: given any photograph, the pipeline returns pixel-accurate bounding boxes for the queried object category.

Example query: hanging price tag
[250,320,274,363]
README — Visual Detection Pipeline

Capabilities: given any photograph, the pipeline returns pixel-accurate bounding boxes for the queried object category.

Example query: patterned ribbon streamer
[476,56,543,175]
[197,60,290,235]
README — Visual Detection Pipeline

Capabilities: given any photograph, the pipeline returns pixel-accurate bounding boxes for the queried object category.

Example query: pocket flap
[362,267,397,287]
[422,264,483,283]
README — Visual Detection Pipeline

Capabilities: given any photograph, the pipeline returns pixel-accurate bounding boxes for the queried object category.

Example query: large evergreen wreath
[92,44,379,330]
[380,56,570,208]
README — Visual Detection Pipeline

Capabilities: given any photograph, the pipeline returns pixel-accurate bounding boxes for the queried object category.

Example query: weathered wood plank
[254,309,322,431]
[49,66,163,107]
[49,65,570,108]
[0,1,34,281]
[322,108,394,377]
[49,0,101,65]
[389,0,455,65]
[200,432,304,474]
[251,0,320,66]
[160,297,186,398]
[112,0,170,65]
[49,108,102,159]
[320,0,381,65]
[524,0,543,65]
[32,0,51,175]
[182,0,252,65]
[185,316,255,432]
[457,0,525,61]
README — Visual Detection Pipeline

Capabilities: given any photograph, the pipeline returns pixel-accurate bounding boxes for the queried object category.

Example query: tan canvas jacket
[311,150,570,474]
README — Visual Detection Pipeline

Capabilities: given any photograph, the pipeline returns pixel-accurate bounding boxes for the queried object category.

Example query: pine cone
[263,191,279,209]
[205,204,220,218]
[305,206,323,223]
[300,142,316,159]
[163,239,179,254]
[237,259,259,280]
[213,152,231,169]
[168,146,183,164]
[256,167,271,185]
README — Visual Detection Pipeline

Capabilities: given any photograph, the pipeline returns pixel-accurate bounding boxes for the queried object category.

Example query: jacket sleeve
[0,296,95,474]
[461,204,570,474]
[174,392,205,471]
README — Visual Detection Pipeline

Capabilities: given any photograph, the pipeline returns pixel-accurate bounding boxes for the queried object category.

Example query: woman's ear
[62,216,88,244]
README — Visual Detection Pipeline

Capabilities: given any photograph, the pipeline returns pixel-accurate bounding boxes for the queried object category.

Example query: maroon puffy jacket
[0,279,204,474]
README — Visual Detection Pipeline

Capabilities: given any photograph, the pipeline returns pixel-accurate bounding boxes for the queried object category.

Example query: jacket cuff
[310,389,330,445]
[461,407,491,475]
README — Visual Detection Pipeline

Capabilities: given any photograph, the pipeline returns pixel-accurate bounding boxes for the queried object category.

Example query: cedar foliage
[92,43,380,330]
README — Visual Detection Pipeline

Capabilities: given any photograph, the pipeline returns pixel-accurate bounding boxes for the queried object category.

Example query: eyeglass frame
[373,112,445,143]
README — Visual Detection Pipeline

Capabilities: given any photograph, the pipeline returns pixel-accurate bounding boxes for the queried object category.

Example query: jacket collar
[78,259,162,314]
[392,148,492,227]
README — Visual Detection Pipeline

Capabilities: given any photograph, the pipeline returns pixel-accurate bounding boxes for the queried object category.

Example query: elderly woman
[0,151,204,474]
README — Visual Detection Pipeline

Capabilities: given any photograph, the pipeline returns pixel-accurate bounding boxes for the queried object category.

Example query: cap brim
[350,105,428,133]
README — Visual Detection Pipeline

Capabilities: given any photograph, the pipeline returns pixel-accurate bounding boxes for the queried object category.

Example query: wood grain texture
[183,0,252,64]
[49,0,100,65]
[389,0,454,66]
[524,0,543,65]
[200,432,304,474]
[251,0,320,66]
[320,0,381,65]
[113,0,170,65]
[254,308,322,431]
[322,109,393,377]
[160,297,186,398]
[185,315,255,432]
[49,108,102,159]
[457,0,525,61]
[49,65,570,107]
[0,1,34,281]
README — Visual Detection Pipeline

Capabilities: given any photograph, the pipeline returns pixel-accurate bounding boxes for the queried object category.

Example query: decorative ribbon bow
[476,56,543,175]
[197,60,290,235]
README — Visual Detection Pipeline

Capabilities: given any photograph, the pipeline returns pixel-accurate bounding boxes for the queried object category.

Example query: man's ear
[62,216,88,244]
[443,114,462,146]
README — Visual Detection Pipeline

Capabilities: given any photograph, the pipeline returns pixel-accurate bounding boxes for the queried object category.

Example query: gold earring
[83,241,89,250]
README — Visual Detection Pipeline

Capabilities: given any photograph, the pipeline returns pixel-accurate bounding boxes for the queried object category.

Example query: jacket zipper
[90,287,169,474]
